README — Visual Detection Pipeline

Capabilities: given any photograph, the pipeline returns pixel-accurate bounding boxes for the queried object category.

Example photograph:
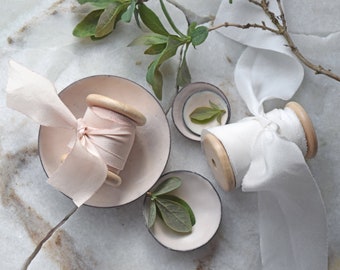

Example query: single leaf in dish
[159,194,195,226]
[190,100,226,125]
[155,197,192,233]
[147,200,157,228]
[152,177,182,197]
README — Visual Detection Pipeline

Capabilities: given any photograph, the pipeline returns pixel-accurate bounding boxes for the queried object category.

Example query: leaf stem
[160,0,185,37]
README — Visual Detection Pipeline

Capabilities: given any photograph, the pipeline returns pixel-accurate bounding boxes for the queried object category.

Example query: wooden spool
[61,94,146,187]
[201,101,318,191]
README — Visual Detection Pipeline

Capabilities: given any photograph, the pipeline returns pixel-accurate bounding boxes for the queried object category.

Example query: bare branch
[209,22,280,34]
[212,0,340,83]
[259,0,340,82]
[248,0,262,8]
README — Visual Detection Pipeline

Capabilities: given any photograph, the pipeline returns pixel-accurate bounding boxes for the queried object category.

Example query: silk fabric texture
[211,1,328,269]
[6,60,136,207]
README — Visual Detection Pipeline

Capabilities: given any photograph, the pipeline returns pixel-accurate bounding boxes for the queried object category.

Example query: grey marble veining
[1,0,340,269]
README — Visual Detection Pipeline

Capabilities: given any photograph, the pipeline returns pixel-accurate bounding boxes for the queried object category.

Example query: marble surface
[1,0,340,269]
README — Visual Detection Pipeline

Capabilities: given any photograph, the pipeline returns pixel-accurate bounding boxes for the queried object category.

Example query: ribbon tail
[6,60,77,128]
[215,1,304,115]
[234,47,304,115]
[48,140,108,207]
[242,131,328,270]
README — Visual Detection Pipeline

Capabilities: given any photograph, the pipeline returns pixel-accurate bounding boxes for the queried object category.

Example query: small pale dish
[144,171,222,251]
[172,82,230,141]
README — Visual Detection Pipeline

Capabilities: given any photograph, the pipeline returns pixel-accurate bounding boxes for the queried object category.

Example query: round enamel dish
[144,171,222,251]
[172,82,231,141]
[38,75,170,207]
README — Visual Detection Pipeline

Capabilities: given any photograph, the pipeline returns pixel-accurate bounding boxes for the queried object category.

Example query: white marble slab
[1,0,340,269]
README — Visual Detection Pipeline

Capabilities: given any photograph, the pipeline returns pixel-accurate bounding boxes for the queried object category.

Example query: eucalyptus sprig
[72,0,209,100]
[130,1,208,99]
[190,100,226,124]
[146,177,196,233]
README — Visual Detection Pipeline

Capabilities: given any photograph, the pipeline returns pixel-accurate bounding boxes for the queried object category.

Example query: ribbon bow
[6,60,128,207]
[213,1,328,269]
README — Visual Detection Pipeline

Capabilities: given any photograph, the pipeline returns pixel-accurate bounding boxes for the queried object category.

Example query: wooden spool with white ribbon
[201,101,318,191]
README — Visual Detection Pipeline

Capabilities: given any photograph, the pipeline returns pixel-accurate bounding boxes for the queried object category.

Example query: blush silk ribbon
[211,1,328,269]
[6,60,136,207]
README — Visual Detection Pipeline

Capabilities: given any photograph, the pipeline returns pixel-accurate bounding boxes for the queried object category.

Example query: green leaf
[209,100,220,110]
[155,197,192,233]
[159,194,195,226]
[121,0,136,22]
[216,113,223,124]
[134,5,141,28]
[95,2,129,37]
[78,0,120,9]
[187,22,197,36]
[152,177,182,196]
[147,62,163,99]
[128,33,168,46]
[176,54,191,87]
[144,43,167,55]
[146,35,184,99]
[138,3,170,36]
[190,107,220,122]
[189,102,226,124]
[190,26,209,47]
[159,0,184,37]
[90,32,111,40]
[147,200,157,228]
[73,9,104,38]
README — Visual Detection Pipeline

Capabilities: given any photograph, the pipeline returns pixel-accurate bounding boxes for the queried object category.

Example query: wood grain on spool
[286,101,318,159]
[86,94,146,126]
[201,133,236,191]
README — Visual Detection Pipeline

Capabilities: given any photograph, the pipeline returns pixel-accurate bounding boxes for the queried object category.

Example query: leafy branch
[73,0,208,100]
[73,0,340,100]
[211,0,340,82]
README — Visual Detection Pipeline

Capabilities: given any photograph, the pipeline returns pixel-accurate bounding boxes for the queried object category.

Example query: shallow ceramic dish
[144,171,222,251]
[172,82,231,141]
[38,75,170,207]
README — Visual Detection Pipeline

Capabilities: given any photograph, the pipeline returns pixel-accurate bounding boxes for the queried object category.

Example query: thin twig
[22,206,79,270]
[211,0,340,83]
[209,22,280,34]
[276,0,286,29]
[262,0,340,81]
[248,0,262,8]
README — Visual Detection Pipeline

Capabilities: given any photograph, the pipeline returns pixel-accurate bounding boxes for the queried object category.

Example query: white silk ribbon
[6,60,134,207]
[213,1,328,269]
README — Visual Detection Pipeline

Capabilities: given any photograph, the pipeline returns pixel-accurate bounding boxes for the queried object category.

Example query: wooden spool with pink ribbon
[61,94,146,187]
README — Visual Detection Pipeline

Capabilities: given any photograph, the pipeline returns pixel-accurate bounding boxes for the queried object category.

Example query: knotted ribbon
[206,1,328,269]
[6,60,136,207]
